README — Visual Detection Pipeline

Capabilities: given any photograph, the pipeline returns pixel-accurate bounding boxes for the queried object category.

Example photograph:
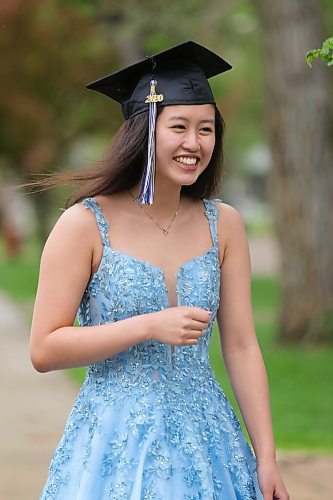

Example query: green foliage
[0,0,113,175]
[306,36,333,67]
[0,0,264,180]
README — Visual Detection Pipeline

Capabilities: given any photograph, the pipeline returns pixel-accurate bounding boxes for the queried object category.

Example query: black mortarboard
[86,41,232,204]
[86,40,232,119]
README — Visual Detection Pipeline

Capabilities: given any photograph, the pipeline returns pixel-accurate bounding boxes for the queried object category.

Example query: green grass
[1,242,332,452]
[0,239,40,301]
[209,321,333,453]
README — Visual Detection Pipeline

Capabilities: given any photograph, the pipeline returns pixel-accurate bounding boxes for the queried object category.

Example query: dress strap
[203,198,221,248]
[81,197,110,247]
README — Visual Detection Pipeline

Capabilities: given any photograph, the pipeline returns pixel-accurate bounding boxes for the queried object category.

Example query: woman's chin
[156,162,205,188]
[172,162,203,183]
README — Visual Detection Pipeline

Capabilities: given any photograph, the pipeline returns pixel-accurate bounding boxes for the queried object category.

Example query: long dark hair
[25,105,225,207]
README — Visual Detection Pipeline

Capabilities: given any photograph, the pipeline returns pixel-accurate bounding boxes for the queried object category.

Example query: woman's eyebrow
[168,115,215,123]
[168,115,188,121]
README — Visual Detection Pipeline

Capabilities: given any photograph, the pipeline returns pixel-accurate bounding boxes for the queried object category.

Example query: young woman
[30,41,289,499]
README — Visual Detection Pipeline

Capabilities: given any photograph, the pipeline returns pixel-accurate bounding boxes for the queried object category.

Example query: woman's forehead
[160,104,215,120]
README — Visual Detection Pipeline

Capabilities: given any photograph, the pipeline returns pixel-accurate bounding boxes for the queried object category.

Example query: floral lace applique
[40,197,262,500]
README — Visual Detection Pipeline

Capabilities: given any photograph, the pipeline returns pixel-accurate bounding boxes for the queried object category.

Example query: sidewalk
[0,291,332,499]
[0,293,78,500]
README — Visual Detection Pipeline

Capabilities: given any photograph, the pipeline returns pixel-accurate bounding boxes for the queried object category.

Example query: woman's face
[155,104,216,188]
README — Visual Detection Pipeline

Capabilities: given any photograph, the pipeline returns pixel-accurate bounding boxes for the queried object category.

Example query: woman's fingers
[186,329,205,339]
[187,319,210,331]
[151,306,212,346]
[189,307,212,323]
[179,329,206,346]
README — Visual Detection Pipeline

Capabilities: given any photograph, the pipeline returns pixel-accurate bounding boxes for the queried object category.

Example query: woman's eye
[201,127,213,133]
[171,124,185,130]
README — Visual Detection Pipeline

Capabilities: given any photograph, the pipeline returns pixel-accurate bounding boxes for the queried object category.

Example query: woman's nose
[182,131,200,151]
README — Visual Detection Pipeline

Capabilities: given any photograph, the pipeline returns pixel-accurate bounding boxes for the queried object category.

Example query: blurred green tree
[257,0,333,343]
[0,0,244,239]
[0,0,114,239]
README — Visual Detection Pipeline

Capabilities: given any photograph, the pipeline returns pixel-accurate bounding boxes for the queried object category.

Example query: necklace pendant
[129,191,181,237]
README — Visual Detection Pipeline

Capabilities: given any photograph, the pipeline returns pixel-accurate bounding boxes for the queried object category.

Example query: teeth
[175,157,198,165]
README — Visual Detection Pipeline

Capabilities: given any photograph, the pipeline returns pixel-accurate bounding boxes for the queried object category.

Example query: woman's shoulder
[205,198,244,224]
[54,193,125,236]
[38,201,99,273]
[207,199,248,249]
[57,200,94,226]
[47,199,101,246]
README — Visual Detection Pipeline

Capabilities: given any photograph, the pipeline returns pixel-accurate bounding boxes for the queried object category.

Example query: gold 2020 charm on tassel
[145,80,164,103]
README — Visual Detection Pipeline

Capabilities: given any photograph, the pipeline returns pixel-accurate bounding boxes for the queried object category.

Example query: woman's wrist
[138,311,157,342]
[255,449,277,465]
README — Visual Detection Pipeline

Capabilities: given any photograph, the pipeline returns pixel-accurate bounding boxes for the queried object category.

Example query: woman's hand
[257,461,290,500]
[149,306,211,346]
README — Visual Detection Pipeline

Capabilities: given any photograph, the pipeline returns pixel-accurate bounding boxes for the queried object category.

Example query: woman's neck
[130,181,182,218]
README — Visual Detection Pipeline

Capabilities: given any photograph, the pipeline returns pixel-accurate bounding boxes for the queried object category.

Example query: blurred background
[0,1,332,499]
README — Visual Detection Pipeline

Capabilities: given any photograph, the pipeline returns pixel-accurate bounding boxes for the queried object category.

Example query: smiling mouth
[174,156,200,167]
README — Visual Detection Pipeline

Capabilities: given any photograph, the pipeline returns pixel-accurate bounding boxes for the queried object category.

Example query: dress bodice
[77,197,221,391]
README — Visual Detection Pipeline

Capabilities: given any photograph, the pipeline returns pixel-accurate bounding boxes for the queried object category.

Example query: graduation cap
[86,41,232,204]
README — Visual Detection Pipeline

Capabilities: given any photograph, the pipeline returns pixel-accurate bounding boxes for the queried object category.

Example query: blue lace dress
[40,197,263,500]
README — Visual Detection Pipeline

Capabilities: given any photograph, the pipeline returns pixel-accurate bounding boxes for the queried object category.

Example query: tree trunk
[257,0,333,342]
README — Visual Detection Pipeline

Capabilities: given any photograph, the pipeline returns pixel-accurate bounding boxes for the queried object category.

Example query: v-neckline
[86,197,218,308]
[87,244,216,307]
[110,245,216,308]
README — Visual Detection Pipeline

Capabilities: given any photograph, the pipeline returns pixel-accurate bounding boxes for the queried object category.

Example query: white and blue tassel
[138,79,163,205]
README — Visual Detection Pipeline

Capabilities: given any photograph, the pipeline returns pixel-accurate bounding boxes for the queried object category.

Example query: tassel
[138,79,163,205]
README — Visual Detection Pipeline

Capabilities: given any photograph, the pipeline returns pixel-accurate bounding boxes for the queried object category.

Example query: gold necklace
[129,191,181,236]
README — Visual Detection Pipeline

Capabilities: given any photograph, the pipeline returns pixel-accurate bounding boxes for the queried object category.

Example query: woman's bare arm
[30,204,209,373]
[216,203,275,463]
[216,203,288,498]
[29,204,154,372]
